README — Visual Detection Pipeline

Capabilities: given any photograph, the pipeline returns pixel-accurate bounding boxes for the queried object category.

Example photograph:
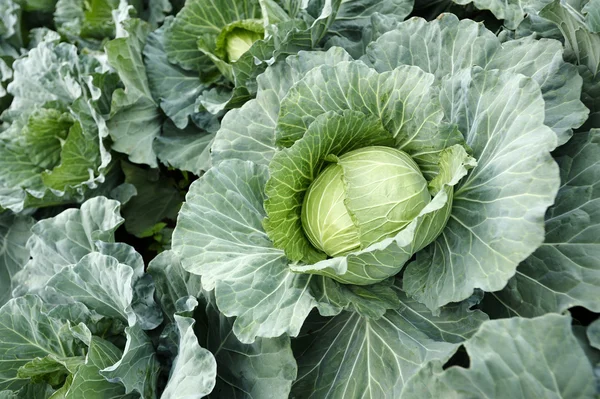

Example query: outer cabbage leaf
[323,0,413,58]
[106,18,162,167]
[539,0,600,77]
[572,322,600,379]
[216,46,465,173]
[0,384,54,399]
[513,12,564,40]
[0,213,33,306]
[172,159,322,343]
[0,199,165,396]
[525,0,600,130]
[292,286,487,399]
[366,14,588,145]
[147,256,217,398]
[9,202,163,342]
[26,28,62,49]
[0,296,86,392]
[144,0,171,29]
[486,36,587,142]
[11,196,123,296]
[110,14,216,170]
[0,0,21,46]
[64,337,132,399]
[153,120,213,175]
[588,319,600,383]
[580,66,600,131]
[275,62,447,155]
[401,314,597,399]
[148,257,216,399]
[78,245,162,332]
[583,0,600,32]
[482,129,600,317]
[54,0,121,48]
[160,314,216,399]
[99,324,160,398]
[143,17,207,129]
[450,0,554,29]
[43,253,136,325]
[0,59,11,105]
[21,0,57,12]
[403,68,559,311]
[211,47,354,166]
[198,293,296,399]
[147,251,203,322]
[94,241,145,277]
[44,304,107,345]
[16,353,85,387]
[149,251,297,398]
[4,42,82,121]
[589,319,600,349]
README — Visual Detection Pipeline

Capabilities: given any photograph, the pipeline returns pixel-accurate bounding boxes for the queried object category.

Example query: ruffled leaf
[403,68,560,311]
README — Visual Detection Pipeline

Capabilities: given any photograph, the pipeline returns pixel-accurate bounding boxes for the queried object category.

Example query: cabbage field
[0,0,599,397]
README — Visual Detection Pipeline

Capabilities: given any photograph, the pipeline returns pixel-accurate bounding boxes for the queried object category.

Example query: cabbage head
[165,1,265,80]
[301,146,432,258]
[222,25,264,62]
[172,15,588,345]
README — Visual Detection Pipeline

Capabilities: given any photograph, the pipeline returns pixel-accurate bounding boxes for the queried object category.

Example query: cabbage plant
[161,0,341,116]
[175,12,588,325]
[171,13,599,394]
[157,0,414,118]
[0,37,114,212]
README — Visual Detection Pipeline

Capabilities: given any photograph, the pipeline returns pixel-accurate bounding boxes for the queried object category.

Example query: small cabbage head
[301,146,431,257]
[224,27,263,62]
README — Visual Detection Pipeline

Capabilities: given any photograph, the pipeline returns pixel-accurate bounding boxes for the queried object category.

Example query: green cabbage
[301,146,431,257]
